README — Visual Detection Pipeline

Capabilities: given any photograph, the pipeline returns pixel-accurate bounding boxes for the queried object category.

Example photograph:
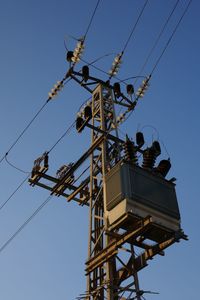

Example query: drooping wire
[135,0,180,83]
[0,117,87,251]
[0,53,108,216]
[150,0,192,76]
[5,155,29,174]
[0,67,72,167]
[0,100,49,165]
[0,51,116,212]
[0,50,113,171]
[0,195,52,254]
[0,119,75,212]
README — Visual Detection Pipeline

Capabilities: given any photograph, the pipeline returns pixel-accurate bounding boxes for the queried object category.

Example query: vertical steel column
[86,84,119,299]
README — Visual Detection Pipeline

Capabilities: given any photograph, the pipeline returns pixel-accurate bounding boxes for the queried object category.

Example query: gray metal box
[105,161,181,232]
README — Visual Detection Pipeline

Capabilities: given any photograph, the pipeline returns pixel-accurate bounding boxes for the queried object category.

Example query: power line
[0,51,110,169]
[48,121,75,153]
[84,0,102,40]
[5,155,29,174]
[122,0,149,53]
[109,0,149,80]
[125,0,192,124]
[0,100,49,165]
[135,0,180,82]
[0,69,71,167]
[0,0,191,267]
[0,174,30,211]
[0,119,88,251]
[150,0,192,76]
[0,195,52,254]
[0,119,76,212]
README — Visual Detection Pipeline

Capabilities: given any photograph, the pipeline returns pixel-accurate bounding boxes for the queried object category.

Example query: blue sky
[0,0,199,299]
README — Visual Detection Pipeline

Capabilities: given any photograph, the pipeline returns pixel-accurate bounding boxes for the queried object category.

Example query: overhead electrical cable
[48,121,75,153]
[0,195,52,254]
[70,0,101,67]
[150,0,192,75]
[65,53,115,88]
[0,101,48,165]
[0,174,30,211]
[0,69,70,166]
[0,0,192,260]
[0,118,88,250]
[84,0,102,41]
[0,52,111,169]
[122,0,149,54]
[135,0,180,83]
[5,156,29,174]
[0,119,76,211]
[124,0,192,124]
[108,0,149,80]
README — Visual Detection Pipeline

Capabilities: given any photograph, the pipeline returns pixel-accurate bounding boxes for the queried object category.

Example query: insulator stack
[124,136,137,164]
[116,112,126,125]
[156,159,171,177]
[48,81,64,100]
[109,52,123,77]
[72,39,85,63]
[142,141,161,169]
[136,76,150,98]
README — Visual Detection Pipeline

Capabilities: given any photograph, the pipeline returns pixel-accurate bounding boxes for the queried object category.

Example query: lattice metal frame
[29,68,187,300]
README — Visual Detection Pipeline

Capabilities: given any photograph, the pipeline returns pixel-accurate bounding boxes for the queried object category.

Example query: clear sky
[0,0,199,299]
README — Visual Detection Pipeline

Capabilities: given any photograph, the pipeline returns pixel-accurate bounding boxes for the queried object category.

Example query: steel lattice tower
[29,63,187,300]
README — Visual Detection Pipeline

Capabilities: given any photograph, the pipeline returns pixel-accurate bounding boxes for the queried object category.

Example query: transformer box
[105,161,181,241]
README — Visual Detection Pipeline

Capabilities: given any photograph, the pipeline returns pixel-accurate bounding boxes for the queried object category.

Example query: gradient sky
[0,0,199,299]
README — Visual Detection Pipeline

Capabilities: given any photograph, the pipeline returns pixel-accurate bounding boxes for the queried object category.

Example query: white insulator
[109,53,122,77]
[77,41,84,48]
[87,100,91,106]
[74,48,80,54]
[72,56,80,63]
[48,92,53,99]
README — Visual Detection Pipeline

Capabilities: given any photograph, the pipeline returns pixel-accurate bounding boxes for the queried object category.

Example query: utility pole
[29,48,187,299]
